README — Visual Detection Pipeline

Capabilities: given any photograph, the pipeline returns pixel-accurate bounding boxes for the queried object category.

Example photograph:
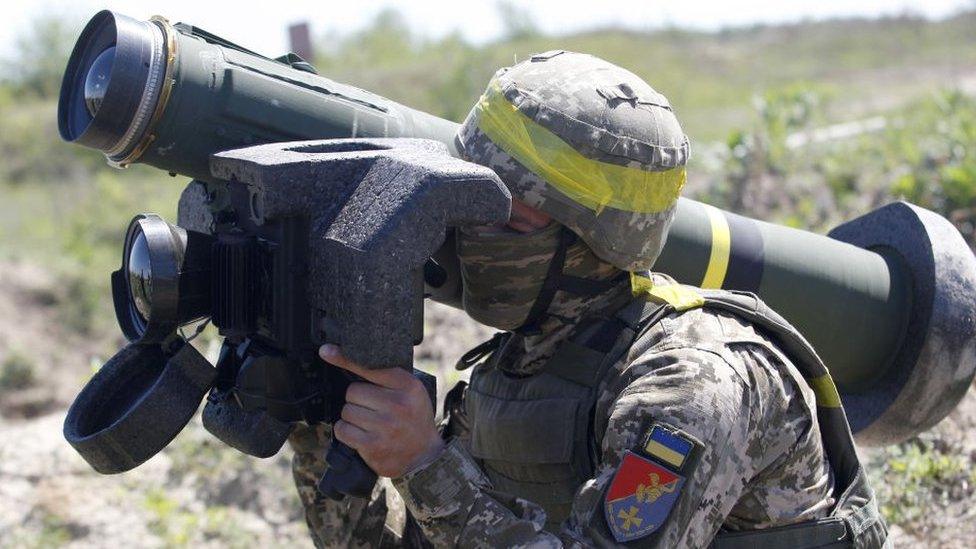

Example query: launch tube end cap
[830,201,976,446]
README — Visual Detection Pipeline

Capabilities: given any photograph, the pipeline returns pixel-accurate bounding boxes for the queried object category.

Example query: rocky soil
[864,387,976,547]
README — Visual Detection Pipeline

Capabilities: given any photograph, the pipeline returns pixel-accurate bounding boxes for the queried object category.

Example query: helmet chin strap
[514,226,627,336]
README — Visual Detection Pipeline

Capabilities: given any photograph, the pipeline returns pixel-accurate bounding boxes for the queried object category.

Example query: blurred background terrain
[1,1,975,547]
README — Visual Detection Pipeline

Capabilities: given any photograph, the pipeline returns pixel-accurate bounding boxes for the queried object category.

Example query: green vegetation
[870,436,976,531]
[0,507,83,549]
[24,513,73,548]
[135,417,301,546]
[0,350,36,391]
[313,10,976,140]
[34,513,75,547]
[707,87,976,241]
[144,489,251,547]
[166,427,247,481]
[0,15,75,100]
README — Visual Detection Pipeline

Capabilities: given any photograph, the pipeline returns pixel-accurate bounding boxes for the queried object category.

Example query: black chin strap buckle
[456,332,508,370]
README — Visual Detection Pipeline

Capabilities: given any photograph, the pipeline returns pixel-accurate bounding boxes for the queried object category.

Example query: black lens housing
[58,10,169,162]
[112,214,213,343]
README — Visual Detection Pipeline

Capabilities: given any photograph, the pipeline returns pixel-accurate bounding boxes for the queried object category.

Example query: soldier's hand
[320,344,445,478]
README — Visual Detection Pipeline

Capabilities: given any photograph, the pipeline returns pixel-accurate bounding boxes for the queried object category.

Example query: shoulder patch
[604,451,685,543]
[642,424,695,471]
[602,423,704,543]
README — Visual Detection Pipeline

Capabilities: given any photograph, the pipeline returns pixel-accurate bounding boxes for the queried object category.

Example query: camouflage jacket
[290,276,841,548]
[392,297,836,547]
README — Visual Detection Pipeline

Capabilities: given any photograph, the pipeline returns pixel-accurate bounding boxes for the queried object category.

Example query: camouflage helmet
[456,50,690,272]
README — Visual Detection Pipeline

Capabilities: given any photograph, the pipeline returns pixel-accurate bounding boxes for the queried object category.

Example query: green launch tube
[58,11,458,181]
[656,201,912,393]
[59,11,976,445]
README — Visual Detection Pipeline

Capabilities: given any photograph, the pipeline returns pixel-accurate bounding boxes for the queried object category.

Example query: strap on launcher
[628,272,844,411]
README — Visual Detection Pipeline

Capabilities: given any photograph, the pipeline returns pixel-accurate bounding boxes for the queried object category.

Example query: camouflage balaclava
[456,222,563,330]
[456,50,690,332]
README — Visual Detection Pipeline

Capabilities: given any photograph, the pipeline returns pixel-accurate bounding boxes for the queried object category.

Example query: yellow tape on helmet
[475,82,685,214]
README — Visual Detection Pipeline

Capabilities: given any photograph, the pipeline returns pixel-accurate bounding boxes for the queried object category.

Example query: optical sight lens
[128,230,153,321]
[84,46,115,116]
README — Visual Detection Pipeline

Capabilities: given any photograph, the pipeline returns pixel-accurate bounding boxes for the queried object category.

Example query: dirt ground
[0,258,972,547]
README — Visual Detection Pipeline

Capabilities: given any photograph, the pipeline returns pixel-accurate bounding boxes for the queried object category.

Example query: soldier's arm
[289,423,409,548]
[392,347,756,547]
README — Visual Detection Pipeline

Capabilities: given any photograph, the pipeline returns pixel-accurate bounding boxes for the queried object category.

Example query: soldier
[289,51,888,548]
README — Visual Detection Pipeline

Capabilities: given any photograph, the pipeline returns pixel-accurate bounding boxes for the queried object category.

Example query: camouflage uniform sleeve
[392,437,564,547]
[289,422,411,548]
[569,346,755,546]
[392,347,756,548]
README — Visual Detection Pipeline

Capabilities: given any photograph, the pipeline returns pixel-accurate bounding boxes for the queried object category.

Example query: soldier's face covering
[456,222,562,330]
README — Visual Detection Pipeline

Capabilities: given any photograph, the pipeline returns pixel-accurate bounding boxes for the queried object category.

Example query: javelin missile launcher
[58,10,976,496]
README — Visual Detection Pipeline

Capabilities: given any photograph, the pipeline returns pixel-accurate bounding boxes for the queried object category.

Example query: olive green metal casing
[657,201,911,392]
[136,21,458,181]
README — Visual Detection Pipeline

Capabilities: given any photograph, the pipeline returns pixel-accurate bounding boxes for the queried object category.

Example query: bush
[0,350,36,391]
[702,87,976,243]
[869,437,976,532]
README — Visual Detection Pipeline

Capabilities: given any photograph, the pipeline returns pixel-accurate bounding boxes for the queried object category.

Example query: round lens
[128,230,153,321]
[84,46,116,116]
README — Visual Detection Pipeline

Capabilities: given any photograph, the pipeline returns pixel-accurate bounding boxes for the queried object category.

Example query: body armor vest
[461,289,888,548]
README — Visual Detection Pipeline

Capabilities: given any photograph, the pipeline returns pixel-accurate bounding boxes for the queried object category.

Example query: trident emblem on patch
[604,451,685,542]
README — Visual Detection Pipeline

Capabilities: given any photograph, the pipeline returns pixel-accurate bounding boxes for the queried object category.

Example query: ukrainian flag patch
[600,423,702,542]
[643,424,695,470]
